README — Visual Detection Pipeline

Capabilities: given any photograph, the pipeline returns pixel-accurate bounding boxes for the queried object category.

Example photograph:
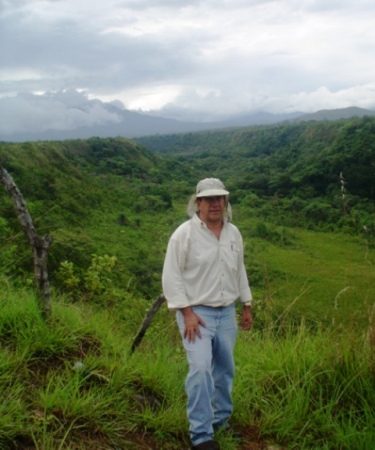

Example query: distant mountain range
[2,101,375,142]
[293,106,375,123]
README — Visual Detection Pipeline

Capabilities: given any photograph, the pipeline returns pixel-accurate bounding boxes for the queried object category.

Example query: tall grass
[0,283,374,449]
[243,225,375,333]
[234,320,375,449]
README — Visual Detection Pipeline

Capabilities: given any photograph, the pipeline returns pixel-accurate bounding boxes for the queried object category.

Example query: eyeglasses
[199,196,225,203]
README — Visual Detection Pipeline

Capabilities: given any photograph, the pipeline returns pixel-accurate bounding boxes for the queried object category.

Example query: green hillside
[136,116,375,212]
[0,119,374,449]
[1,119,374,321]
[0,137,176,298]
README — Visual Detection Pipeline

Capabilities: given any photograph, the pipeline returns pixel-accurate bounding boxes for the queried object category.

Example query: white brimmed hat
[195,178,229,197]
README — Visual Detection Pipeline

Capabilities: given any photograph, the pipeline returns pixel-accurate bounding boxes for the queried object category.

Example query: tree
[0,166,53,319]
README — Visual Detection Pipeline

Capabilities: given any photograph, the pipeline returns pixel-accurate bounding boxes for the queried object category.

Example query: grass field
[1,224,374,449]
[241,224,374,332]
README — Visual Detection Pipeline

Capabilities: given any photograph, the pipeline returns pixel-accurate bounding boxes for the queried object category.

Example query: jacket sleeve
[162,232,191,310]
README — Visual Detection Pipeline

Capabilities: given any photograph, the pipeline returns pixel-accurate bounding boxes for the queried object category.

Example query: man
[162,178,253,450]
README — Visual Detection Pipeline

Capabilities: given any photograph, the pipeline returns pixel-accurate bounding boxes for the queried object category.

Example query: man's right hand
[181,307,206,343]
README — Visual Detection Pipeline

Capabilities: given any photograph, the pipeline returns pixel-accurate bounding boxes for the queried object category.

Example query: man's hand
[181,307,206,343]
[241,305,253,330]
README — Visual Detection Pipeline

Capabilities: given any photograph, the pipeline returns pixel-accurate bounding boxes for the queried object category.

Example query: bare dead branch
[131,294,166,353]
[0,165,53,319]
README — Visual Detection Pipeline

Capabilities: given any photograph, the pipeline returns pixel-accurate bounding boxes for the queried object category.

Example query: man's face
[196,196,225,225]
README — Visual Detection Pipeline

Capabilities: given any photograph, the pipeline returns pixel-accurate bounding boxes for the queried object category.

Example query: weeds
[1,283,375,449]
[234,323,375,449]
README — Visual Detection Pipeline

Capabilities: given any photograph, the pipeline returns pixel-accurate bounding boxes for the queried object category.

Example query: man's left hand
[241,305,253,330]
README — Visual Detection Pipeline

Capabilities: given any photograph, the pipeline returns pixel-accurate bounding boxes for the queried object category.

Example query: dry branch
[0,165,53,319]
[131,294,166,353]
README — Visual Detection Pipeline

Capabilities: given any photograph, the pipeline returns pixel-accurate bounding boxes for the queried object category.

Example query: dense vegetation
[0,116,374,449]
[137,117,375,232]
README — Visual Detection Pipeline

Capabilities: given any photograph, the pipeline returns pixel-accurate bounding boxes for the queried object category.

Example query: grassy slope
[1,287,374,449]
[1,129,375,448]
[244,228,374,328]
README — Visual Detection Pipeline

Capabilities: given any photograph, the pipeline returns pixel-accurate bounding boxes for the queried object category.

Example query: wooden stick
[0,165,53,319]
[131,294,166,353]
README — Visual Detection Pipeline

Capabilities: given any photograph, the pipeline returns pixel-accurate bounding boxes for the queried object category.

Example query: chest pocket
[225,240,240,272]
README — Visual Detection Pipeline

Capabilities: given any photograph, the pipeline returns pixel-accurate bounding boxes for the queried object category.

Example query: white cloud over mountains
[1,0,375,135]
[0,91,121,135]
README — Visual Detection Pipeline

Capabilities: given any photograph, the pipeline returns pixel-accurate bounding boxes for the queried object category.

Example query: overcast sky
[1,0,375,134]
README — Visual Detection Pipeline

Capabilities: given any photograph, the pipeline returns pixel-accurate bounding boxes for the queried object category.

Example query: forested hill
[0,137,180,299]
[136,116,375,203]
[0,116,374,300]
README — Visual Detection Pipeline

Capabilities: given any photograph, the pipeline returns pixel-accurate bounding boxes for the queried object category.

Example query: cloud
[1,0,375,132]
[149,83,375,122]
[0,90,121,135]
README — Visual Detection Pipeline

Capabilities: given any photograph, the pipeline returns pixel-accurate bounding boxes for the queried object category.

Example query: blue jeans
[176,304,238,446]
